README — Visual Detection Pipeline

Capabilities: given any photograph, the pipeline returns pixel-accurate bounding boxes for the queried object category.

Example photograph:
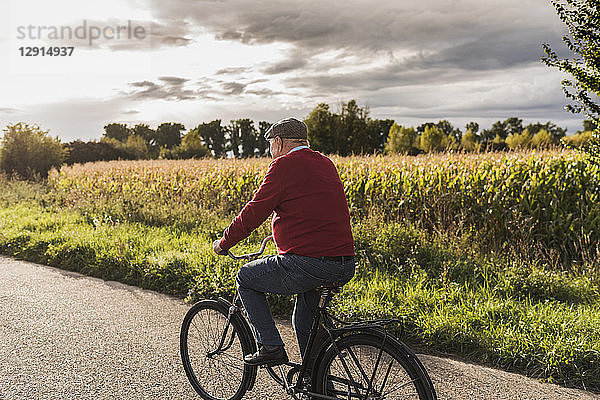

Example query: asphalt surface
[1,256,598,400]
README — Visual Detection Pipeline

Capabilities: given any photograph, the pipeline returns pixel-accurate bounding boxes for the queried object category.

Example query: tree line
[0,100,597,180]
[95,119,273,160]
[384,117,595,154]
[306,101,592,155]
[68,99,598,164]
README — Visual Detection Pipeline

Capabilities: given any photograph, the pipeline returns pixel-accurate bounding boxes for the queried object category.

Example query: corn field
[50,149,600,265]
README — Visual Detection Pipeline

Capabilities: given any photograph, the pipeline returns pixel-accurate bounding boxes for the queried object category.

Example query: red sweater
[219,148,354,257]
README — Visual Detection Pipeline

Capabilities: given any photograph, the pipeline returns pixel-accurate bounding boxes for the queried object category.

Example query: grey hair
[283,138,309,145]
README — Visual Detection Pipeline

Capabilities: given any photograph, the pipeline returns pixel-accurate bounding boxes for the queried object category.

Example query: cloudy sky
[0,0,584,141]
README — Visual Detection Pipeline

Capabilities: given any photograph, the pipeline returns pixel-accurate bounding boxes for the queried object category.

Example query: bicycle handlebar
[227,235,273,261]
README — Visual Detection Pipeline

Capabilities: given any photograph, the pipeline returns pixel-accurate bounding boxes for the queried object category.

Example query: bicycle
[180,236,437,400]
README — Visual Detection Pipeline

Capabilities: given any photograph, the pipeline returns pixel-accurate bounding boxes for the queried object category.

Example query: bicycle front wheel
[180,299,257,400]
[314,332,437,399]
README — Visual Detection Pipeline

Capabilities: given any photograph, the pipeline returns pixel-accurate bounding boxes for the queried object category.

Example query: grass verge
[0,197,598,391]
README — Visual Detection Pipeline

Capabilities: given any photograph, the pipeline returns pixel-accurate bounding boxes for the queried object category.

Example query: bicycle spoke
[319,339,429,399]
[381,378,420,397]
[345,345,372,387]
[182,303,249,400]
[212,354,245,373]
[378,358,394,395]
[216,349,245,364]
[330,348,365,395]
[365,337,386,397]
[326,374,365,389]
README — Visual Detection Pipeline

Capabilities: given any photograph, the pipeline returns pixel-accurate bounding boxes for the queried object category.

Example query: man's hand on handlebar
[214,236,274,261]
[213,239,228,256]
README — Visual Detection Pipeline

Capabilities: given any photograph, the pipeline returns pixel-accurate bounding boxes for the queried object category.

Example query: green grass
[0,202,236,297]
[0,197,599,391]
[338,269,600,389]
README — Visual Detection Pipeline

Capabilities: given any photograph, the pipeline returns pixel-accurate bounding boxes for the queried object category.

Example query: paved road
[1,256,598,400]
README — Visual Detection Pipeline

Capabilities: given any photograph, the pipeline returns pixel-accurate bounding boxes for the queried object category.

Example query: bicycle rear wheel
[314,332,436,399]
[180,299,257,400]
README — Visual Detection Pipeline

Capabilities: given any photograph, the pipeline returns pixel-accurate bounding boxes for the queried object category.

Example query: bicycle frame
[291,287,404,400]
[211,285,402,400]
[221,236,409,400]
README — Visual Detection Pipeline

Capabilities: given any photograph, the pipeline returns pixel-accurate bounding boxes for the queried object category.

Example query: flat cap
[264,117,308,140]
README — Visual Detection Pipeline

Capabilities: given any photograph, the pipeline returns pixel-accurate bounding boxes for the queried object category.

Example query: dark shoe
[244,345,288,366]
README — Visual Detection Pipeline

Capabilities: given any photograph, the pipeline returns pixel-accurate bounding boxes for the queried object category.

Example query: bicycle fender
[364,328,437,400]
[309,328,398,383]
[309,336,333,383]
[316,328,437,400]
[216,297,259,391]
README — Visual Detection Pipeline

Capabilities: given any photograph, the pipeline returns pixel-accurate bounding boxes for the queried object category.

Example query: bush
[65,140,136,165]
[506,129,533,149]
[0,122,66,179]
[532,129,554,148]
[420,126,445,152]
[487,134,508,151]
[460,129,480,152]
[563,131,596,147]
[385,124,418,155]
[160,130,210,159]
[100,136,149,160]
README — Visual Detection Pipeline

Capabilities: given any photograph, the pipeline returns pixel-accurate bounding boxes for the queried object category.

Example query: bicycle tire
[313,331,437,399]
[180,299,257,400]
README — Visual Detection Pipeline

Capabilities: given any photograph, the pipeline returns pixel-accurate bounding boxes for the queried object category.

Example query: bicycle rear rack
[327,315,405,336]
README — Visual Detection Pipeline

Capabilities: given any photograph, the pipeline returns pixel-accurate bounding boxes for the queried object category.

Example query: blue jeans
[236,253,355,356]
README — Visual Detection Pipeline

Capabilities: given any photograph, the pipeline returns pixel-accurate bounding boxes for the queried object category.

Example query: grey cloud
[148,20,193,49]
[262,49,309,74]
[0,107,22,114]
[123,77,198,100]
[217,30,244,42]
[195,77,216,88]
[284,63,462,94]
[145,0,567,89]
[122,110,140,115]
[413,31,554,71]
[221,82,247,95]
[120,76,275,101]
[214,79,276,96]
[246,88,284,96]
[216,66,253,75]
[149,0,564,54]
[280,29,557,97]
[130,80,156,87]
[158,76,190,85]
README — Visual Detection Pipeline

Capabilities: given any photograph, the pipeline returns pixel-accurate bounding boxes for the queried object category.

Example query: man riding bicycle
[213,117,355,367]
